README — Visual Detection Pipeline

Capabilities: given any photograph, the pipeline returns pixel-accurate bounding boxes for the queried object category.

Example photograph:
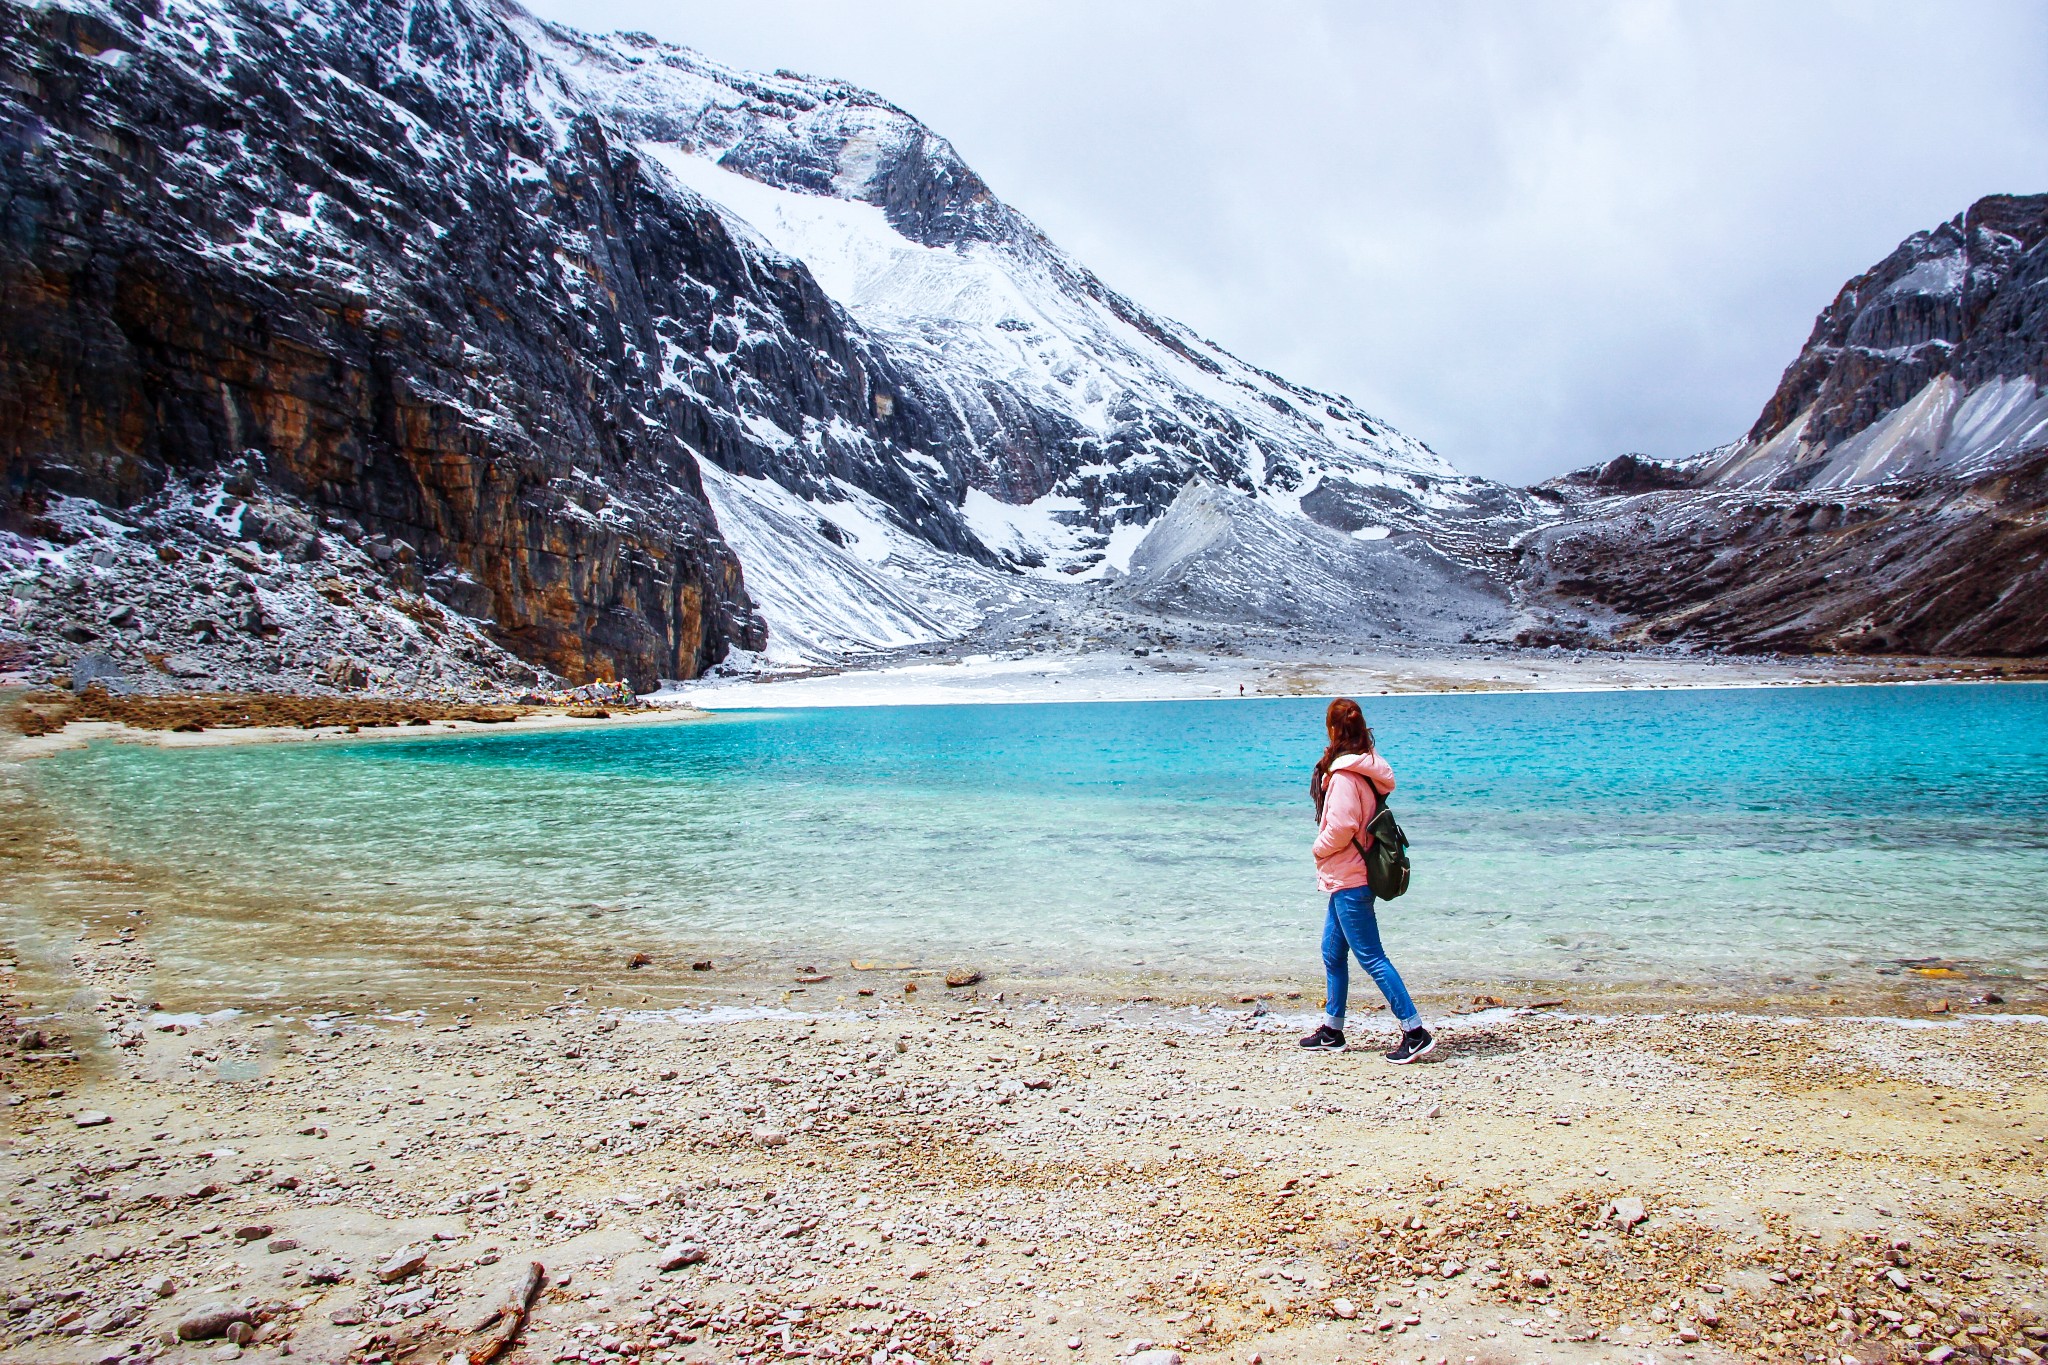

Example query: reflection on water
[16,683,2048,1007]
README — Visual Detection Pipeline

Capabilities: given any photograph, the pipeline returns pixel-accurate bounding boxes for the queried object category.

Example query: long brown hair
[1312,697,1375,816]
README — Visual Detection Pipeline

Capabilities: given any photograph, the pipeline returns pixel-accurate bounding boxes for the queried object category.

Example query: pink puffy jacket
[1312,752,1396,893]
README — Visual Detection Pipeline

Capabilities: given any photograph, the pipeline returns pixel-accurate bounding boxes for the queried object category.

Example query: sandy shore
[2,701,708,761]
[3,899,2045,1365]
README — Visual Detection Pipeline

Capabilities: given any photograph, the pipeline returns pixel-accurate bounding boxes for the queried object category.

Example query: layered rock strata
[1521,453,2048,655]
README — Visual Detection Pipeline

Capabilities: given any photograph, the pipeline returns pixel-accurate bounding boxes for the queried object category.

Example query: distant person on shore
[1299,697,1435,1063]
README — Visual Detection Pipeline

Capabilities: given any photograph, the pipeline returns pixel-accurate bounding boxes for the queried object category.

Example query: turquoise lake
[23,683,2048,1005]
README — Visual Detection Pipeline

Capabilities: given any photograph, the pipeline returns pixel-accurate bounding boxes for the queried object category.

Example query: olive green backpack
[1349,778,1411,900]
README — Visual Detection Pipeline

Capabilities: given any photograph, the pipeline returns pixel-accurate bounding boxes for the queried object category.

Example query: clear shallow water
[25,684,2048,1000]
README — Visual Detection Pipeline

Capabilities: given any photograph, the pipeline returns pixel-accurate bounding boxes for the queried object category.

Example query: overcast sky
[522,0,2048,484]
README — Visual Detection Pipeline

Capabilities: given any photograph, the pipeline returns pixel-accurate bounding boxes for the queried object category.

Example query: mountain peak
[1715,191,2048,490]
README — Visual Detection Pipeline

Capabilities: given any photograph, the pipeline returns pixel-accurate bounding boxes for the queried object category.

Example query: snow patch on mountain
[1708,374,2048,490]
[638,145,912,311]
[696,463,980,666]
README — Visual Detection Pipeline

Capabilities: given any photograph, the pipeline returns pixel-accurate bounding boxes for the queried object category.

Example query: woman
[1299,697,1435,1063]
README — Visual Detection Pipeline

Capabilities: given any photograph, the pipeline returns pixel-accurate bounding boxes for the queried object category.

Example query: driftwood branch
[466,1260,545,1365]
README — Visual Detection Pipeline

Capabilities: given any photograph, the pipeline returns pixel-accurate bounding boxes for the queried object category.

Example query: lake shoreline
[666,643,2048,710]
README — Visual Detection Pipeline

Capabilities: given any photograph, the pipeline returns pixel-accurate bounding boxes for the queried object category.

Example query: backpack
[1348,775,1411,900]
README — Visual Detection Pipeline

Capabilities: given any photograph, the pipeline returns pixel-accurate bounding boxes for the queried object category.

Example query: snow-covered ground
[658,640,1924,711]
[693,462,991,666]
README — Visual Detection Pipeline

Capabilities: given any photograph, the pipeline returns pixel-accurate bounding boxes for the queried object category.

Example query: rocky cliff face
[1520,195,2048,657]
[1520,456,2048,655]
[0,0,797,686]
[1707,194,2048,490]
[0,0,1029,688]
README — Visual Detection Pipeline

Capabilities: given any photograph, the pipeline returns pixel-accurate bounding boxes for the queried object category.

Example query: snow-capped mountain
[1519,194,2048,657]
[509,16,1544,658]
[518,18,1492,556]
[0,0,1537,685]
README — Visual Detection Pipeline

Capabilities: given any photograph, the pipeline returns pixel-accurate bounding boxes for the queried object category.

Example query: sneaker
[1385,1027,1436,1064]
[1298,1024,1346,1050]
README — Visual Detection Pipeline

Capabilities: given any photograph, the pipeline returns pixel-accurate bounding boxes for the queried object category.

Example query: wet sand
[3,695,708,761]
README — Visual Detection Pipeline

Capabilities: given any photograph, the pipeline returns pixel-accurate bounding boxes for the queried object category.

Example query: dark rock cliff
[0,0,993,687]
[1747,194,2048,456]
[1520,456,2048,656]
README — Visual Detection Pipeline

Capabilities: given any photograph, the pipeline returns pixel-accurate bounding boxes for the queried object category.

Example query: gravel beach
[3,915,2044,1365]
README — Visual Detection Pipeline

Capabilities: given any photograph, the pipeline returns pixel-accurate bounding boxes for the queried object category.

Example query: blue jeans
[1321,885,1423,1031]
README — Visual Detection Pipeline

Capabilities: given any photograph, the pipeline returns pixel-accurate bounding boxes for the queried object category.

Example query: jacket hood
[1328,751,1395,791]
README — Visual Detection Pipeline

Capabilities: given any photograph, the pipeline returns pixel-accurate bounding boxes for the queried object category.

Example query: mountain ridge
[516,16,1523,541]
[1522,192,2048,656]
[2,0,1534,689]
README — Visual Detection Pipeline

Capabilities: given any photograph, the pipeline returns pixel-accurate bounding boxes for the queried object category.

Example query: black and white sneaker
[1385,1027,1436,1064]
[1298,1025,1346,1050]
